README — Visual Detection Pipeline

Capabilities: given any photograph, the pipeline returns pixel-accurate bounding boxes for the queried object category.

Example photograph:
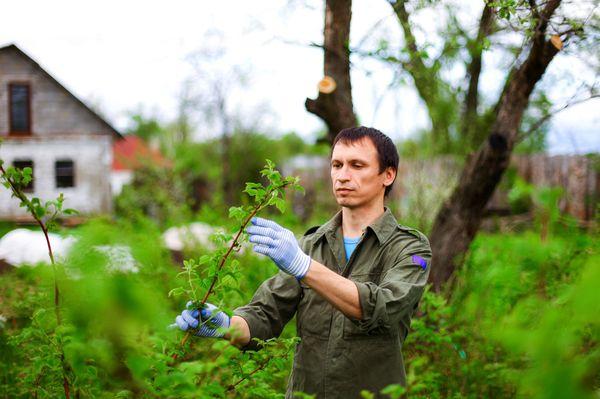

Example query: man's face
[330,138,396,209]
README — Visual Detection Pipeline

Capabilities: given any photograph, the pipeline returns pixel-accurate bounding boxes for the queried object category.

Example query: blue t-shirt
[343,236,361,262]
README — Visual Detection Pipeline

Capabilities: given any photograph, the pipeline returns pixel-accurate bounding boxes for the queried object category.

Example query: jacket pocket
[297,284,332,338]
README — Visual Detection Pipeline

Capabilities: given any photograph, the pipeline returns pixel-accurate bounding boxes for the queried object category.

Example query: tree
[428,0,581,290]
[308,0,598,291]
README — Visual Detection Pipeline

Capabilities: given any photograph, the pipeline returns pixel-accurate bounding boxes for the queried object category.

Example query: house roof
[0,43,122,139]
[112,135,171,171]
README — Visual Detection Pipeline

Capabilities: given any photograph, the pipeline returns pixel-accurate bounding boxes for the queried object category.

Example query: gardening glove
[247,217,311,279]
[174,301,230,338]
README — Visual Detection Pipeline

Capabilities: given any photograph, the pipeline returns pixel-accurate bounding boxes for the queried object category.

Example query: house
[0,43,121,220]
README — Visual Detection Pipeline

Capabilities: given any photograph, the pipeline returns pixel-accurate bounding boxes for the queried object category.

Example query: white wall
[0,135,113,218]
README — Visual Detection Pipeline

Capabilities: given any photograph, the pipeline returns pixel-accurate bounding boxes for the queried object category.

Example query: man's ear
[383,167,396,188]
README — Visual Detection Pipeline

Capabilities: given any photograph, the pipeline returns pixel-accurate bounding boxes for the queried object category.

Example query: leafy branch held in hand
[169,159,304,358]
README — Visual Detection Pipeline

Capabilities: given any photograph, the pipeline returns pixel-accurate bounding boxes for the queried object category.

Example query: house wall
[0,46,111,136]
[0,135,113,219]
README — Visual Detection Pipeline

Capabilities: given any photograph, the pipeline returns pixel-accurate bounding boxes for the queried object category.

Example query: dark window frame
[12,159,34,193]
[55,159,75,188]
[8,82,32,135]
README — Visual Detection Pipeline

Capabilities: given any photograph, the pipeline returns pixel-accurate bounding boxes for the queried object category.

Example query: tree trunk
[305,0,357,144]
[428,0,562,291]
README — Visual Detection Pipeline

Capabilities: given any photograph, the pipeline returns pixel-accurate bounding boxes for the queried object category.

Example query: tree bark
[305,0,357,144]
[428,0,562,291]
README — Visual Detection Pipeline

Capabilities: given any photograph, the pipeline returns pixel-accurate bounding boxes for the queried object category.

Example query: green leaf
[168,287,185,297]
[198,254,212,265]
[380,384,406,399]
[228,206,246,222]
[273,197,286,213]
[360,390,375,399]
[34,205,46,218]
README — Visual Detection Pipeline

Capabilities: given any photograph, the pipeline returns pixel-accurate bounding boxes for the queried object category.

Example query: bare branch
[528,0,540,19]
[518,93,600,141]
[462,2,496,148]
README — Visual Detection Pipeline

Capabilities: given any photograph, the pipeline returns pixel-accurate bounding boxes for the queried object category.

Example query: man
[175,126,432,398]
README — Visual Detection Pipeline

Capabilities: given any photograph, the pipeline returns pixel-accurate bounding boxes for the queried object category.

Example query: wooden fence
[286,154,598,224]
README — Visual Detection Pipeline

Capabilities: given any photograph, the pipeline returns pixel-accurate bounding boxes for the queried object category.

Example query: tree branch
[387,0,436,100]
[461,2,495,149]
[528,0,540,20]
[519,93,600,141]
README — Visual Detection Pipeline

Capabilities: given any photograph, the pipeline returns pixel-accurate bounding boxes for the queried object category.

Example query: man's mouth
[336,188,353,193]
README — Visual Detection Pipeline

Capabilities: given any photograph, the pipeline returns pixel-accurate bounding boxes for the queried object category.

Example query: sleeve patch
[412,255,428,270]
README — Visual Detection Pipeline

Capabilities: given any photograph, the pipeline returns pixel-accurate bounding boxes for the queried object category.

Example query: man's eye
[332,164,342,168]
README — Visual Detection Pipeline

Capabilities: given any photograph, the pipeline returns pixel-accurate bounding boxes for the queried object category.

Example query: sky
[1,0,598,153]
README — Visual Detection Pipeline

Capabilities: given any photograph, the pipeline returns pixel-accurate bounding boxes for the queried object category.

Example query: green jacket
[234,208,432,398]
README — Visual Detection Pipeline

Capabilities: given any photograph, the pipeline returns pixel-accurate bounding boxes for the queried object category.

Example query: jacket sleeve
[350,236,432,335]
[233,236,305,350]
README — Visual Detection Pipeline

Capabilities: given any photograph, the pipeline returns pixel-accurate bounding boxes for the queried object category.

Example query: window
[55,160,75,188]
[9,83,31,134]
[12,160,34,192]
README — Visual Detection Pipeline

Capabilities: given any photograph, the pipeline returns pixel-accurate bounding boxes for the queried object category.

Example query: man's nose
[336,166,351,182]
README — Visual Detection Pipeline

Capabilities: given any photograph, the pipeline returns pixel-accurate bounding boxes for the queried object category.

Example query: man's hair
[332,126,399,197]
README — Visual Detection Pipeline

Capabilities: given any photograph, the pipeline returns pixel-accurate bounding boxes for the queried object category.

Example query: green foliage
[126,114,166,142]
[1,148,597,397]
[115,124,323,227]
[115,160,192,229]
[0,159,306,398]
[507,174,534,214]
[169,160,302,342]
[1,150,82,398]
[0,161,78,230]
[173,130,317,207]
[508,177,565,238]
[387,229,599,398]
[515,92,552,154]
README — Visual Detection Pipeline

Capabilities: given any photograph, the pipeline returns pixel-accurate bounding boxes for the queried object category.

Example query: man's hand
[247,217,311,279]
[174,301,230,338]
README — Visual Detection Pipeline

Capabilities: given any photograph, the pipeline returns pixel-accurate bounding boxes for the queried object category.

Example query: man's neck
[341,202,385,238]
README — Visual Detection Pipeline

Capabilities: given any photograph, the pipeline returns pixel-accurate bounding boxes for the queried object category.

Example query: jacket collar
[312,207,398,245]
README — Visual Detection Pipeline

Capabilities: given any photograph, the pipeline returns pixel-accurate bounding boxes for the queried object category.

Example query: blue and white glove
[174,301,230,338]
[247,217,311,279]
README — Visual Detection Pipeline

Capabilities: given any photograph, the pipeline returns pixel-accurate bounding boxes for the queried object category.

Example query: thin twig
[518,93,600,141]
[226,355,278,392]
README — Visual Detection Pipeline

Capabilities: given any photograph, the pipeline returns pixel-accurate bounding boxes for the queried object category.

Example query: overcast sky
[1,0,598,153]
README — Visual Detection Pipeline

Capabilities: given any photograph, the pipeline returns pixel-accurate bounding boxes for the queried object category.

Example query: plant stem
[0,164,70,398]
[226,353,287,393]
[173,184,288,358]
[227,358,271,392]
